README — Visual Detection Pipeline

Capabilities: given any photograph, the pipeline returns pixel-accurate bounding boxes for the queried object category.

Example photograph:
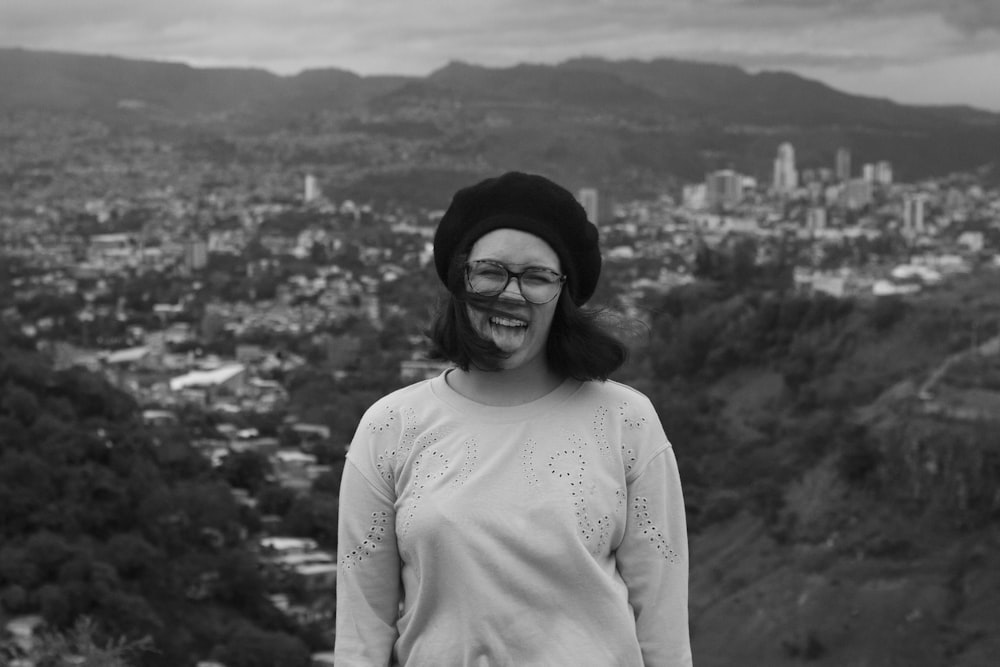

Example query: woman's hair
[426,252,628,381]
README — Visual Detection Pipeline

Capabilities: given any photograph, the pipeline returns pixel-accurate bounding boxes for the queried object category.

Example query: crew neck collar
[430,369,582,423]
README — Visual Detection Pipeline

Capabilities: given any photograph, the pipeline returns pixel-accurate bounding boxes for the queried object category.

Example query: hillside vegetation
[1,270,999,665]
[0,332,318,666]
[615,271,1000,666]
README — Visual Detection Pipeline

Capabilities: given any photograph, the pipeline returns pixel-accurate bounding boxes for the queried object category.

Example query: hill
[0,331,319,666]
[3,47,1000,201]
[614,269,1000,666]
[2,263,999,665]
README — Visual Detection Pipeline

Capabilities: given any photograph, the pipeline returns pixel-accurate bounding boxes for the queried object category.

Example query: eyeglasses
[465,260,566,304]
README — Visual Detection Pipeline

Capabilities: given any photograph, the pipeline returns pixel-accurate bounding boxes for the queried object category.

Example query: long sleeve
[616,444,692,667]
[335,458,401,666]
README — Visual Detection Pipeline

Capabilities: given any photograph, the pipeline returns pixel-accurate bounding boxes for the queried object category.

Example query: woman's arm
[335,458,401,666]
[617,444,692,667]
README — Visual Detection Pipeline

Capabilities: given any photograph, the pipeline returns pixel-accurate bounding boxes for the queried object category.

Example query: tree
[215,550,266,608]
[102,533,162,581]
[1,383,41,425]
[0,450,58,534]
[256,485,297,517]
[218,450,272,495]
[0,616,153,667]
[211,622,310,667]
[311,462,346,496]
[281,493,339,547]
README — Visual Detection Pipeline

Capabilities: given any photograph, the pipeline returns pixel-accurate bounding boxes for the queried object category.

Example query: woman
[336,172,691,666]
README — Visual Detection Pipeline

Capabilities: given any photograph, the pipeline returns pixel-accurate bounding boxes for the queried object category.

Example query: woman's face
[465,228,562,373]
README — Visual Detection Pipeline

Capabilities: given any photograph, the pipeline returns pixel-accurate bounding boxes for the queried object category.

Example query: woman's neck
[447,361,564,407]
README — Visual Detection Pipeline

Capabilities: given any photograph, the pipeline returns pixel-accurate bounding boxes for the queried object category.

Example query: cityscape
[2,47,1000,667]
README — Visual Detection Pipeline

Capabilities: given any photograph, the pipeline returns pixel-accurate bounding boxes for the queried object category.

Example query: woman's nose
[499,276,527,301]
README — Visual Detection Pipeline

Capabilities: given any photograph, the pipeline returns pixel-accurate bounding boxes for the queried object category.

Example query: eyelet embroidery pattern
[619,402,647,431]
[548,439,609,555]
[632,496,679,564]
[374,405,419,485]
[452,438,479,487]
[519,439,540,487]
[621,445,637,475]
[399,427,452,536]
[367,405,397,434]
[340,510,390,570]
[368,406,399,484]
[592,406,612,456]
[395,406,420,463]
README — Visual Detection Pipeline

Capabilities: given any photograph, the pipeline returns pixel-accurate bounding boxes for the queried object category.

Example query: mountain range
[4,47,1000,199]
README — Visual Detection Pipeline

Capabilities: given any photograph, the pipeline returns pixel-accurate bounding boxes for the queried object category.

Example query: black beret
[433,171,602,305]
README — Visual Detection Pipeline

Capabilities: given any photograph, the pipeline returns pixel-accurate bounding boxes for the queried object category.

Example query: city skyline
[3,0,1000,112]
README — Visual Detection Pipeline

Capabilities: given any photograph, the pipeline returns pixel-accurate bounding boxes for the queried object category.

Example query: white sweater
[335,371,691,667]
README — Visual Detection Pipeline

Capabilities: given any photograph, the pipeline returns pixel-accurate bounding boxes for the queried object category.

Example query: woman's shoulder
[369,376,437,408]
[579,379,666,440]
[349,377,441,466]
[578,378,656,410]
[358,377,438,425]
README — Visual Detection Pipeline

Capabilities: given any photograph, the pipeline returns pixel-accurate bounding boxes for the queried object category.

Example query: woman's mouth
[490,316,527,328]
[480,312,529,352]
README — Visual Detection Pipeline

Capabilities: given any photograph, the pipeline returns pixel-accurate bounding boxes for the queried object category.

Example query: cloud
[1,0,998,108]
[1,0,994,73]
[737,0,1000,33]
[939,0,1000,32]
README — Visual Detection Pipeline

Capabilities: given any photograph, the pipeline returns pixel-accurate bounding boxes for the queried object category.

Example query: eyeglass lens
[467,261,563,304]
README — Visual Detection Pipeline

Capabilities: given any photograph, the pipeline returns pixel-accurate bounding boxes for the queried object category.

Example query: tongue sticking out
[488,317,528,352]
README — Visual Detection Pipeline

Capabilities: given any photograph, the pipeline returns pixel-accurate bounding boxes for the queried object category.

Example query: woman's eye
[478,268,506,279]
[523,272,556,285]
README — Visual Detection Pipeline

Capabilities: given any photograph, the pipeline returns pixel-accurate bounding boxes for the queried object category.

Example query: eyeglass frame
[464,259,567,304]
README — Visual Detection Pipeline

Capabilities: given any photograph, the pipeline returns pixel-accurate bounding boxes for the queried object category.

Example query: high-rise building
[705,169,744,210]
[835,148,851,182]
[861,163,876,183]
[772,142,798,194]
[304,174,320,203]
[874,161,893,185]
[903,194,926,237]
[806,207,827,232]
[183,236,208,273]
[577,188,599,223]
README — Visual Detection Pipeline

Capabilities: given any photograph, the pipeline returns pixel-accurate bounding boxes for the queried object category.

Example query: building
[682,183,707,210]
[304,174,320,203]
[183,236,208,273]
[168,363,247,402]
[903,194,926,238]
[806,207,827,232]
[289,563,338,595]
[840,179,873,210]
[835,147,851,182]
[772,142,798,194]
[312,652,337,667]
[260,536,319,556]
[87,233,137,271]
[874,161,893,185]
[957,231,985,253]
[577,187,599,223]
[705,169,744,210]
[4,615,45,654]
[812,274,847,298]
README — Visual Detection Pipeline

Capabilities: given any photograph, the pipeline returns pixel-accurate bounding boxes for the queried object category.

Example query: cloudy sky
[4,0,1000,111]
